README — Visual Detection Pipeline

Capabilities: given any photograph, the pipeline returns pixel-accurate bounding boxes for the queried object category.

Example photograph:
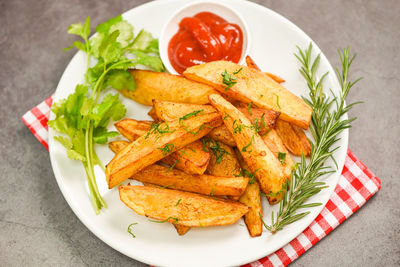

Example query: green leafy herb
[223,113,230,120]
[233,67,243,74]
[49,15,165,214]
[261,43,361,233]
[275,94,281,109]
[210,184,217,200]
[149,217,179,224]
[157,143,174,156]
[248,102,252,115]
[242,168,259,184]
[127,223,138,238]
[145,121,175,140]
[176,199,182,206]
[181,123,213,135]
[168,147,189,172]
[202,139,231,164]
[278,152,287,165]
[241,135,254,153]
[221,70,237,91]
[232,120,244,134]
[179,110,204,121]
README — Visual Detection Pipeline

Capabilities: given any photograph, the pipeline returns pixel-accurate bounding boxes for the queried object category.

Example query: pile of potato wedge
[107,56,312,237]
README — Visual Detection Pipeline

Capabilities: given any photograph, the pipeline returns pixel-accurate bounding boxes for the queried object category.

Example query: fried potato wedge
[119,70,218,106]
[130,164,248,197]
[245,55,285,83]
[203,139,242,177]
[115,119,152,141]
[239,182,263,237]
[236,106,280,135]
[139,182,191,235]
[234,149,263,237]
[291,124,312,156]
[114,119,211,175]
[153,99,216,121]
[147,107,160,121]
[209,94,287,204]
[106,113,222,188]
[108,140,130,154]
[183,61,312,129]
[207,126,236,147]
[262,129,295,178]
[119,185,249,227]
[275,119,311,156]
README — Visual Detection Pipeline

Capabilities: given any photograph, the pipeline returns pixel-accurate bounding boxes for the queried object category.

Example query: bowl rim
[159,0,252,74]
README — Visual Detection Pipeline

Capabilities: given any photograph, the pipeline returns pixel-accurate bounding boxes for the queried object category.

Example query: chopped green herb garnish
[179,109,204,121]
[168,147,189,171]
[176,199,182,206]
[278,152,287,165]
[145,122,175,140]
[127,223,138,238]
[233,67,243,74]
[157,143,174,156]
[210,184,217,200]
[202,139,231,164]
[223,113,231,120]
[221,70,237,91]
[232,120,244,134]
[159,184,175,189]
[242,135,254,152]
[275,94,281,109]
[242,168,259,184]
[149,217,179,224]
[248,102,252,115]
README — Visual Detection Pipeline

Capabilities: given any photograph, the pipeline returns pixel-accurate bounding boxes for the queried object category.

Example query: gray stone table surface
[1,0,399,266]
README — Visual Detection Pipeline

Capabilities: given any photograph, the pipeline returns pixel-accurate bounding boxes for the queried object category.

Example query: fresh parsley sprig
[49,15,165,214]
[262,43,362,233]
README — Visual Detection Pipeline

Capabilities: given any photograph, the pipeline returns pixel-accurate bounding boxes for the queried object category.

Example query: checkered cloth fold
[22,96,381,267]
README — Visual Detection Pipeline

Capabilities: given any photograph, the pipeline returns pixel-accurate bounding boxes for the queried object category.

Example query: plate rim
[48,0,348,266]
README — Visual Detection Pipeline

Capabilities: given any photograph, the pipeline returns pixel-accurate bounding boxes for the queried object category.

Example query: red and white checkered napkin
[22,96,381,267]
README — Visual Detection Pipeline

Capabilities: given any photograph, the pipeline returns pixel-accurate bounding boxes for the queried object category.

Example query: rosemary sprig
[262,43,362,234]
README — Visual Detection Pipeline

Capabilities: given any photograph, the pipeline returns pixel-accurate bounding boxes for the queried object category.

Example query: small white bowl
[159,0,251,74]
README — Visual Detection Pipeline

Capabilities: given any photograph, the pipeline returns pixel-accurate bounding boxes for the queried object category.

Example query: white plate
[49,0,348,266]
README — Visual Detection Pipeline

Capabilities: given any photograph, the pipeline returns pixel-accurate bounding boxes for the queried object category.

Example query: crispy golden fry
[108,140,130,154]
[139,182,191,235]
[275,119,311,156]
[153,99,216,121]
[106,113,222,188]
[203,139,242,177]
[130,164,248,197]
[209,94,287,204]
[174,224,191,236]
[234,149,263,237]
[147,107,160,121]
[161,141,211,175]
[265,72,285,84]
[114,119,211,175]
[207,126,236,147]
[119,70,218,106]
[115,119,152,141]
[119,185,249,227]
[183,61,312,129]
[152,100,280,147]
[291,124,312,156]
[239,183,263,237]
[236,106,280,135]
[262,129,295,178]
[245,55,285,83]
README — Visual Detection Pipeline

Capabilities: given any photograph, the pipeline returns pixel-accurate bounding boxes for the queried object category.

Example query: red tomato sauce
[168,12,243,74]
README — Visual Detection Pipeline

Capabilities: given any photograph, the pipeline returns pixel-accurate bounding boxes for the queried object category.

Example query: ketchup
[168,12,243,74]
